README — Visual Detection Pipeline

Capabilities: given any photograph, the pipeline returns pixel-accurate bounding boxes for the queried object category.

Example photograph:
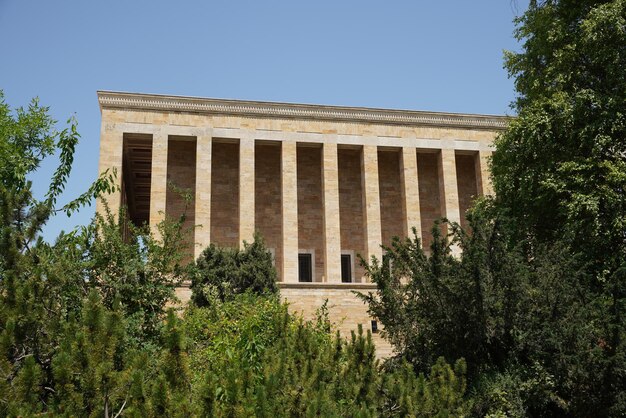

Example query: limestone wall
[280,284,394,358]
[255,143,283,277]
[378,150,404,247]
[210,142,239,248]
[338,148,366,281]
[455,153,479,230]
[174,283,394,358]
[166,138,196,261]
[100,91,505,360]
[297,146,324,282]
[417,152,442,248]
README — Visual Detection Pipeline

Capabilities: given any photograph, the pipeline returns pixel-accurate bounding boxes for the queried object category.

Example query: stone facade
[97,91,507,356]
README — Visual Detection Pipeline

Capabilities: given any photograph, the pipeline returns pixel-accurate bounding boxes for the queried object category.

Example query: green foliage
[361,2,626,415]
[358,200,619,415]
[191,232,278,305]
[0,91,466,416]
[491,0,626,414]
[84,204,188,347]
[184,294,467,417]
[358,205,528,377]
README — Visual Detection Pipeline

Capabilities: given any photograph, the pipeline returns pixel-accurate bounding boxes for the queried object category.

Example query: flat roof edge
[97,90,511,130]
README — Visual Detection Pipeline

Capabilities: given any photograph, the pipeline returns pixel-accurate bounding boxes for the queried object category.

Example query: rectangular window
[341,254,352,283]
[298,253,312,282]
[268,248,276,267]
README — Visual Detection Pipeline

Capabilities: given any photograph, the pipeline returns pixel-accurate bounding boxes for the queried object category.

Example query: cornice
[97,91,510,130]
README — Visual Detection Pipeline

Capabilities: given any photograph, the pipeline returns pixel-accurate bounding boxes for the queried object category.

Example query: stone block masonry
[97,91,507,355]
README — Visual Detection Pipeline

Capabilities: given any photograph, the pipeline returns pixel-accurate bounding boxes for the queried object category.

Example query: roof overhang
[97,90,511,131]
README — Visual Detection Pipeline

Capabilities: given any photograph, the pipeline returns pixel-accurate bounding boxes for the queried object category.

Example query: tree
[492,0,626,414]
[0,92,114,412]
[494,0,626,276]
[84,205,189,347]
[191,232,278,305]
[361,2,626,415]
[358,210,525,378]
[0,91,473,416]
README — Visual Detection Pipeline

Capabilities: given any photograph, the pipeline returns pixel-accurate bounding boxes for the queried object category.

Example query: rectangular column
[95,126,123,218]
[149,131,169,240]
[322,143,341,282]
[239,136,255,247]
[400,147,422,242]
[281,141,299,282]
[438,149,461,255]
[476,150,493,196]
[194,134,212,259]
[361,145,383,267]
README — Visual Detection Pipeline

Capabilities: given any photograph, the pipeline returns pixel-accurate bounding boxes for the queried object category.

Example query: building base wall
[174,282,393,358]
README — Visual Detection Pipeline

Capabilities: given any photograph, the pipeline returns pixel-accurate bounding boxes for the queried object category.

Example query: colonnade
[99,130,492,283]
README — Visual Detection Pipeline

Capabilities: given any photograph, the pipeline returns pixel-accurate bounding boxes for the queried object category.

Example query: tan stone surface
[378,150,404,247]
[322,142,341,282]
[400,147,421,241]
[239,137,255,247]
[166,138,196,262]
[279,285,394,358]
[297,146,324,282]
[281,141,298,282]
[255,143,283,276]
[361,145,383,269]
[338,148,366,281]
[96,128,123,217]
[173,282,394,358]
[98,93,506,359]
[417,152,442,249]
[455,153,479,231]
[101,105,500,147]
[210,142,239,248]
[149,132,168,240]
[194,135,212,259]
[477,150,494,196]
[439,149,461,255]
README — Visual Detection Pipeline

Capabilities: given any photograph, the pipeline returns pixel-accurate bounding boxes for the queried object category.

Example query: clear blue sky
[0,0,528,240]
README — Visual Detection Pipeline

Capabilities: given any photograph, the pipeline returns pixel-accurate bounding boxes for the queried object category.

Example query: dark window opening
[341,254,352,283]
[298,253,312,282]
[371,320,378,333]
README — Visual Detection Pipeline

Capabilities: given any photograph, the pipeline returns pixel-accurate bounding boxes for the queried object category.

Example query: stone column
[95,124,123,217]
[400,147,422,242]
[321,142,341,282]
[194,134,212,259]
[239,135,255,247]
[361,145,383,268]
[438,148,461,254]
[476,150,493,196]
[281,141,299,282]
[149,131,169,240]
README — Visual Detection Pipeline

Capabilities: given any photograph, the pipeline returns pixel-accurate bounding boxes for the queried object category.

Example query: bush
[191,232,278,305]
[182,293,468,417]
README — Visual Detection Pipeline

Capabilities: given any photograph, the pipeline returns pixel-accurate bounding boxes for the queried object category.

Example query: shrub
[191,232,278,305]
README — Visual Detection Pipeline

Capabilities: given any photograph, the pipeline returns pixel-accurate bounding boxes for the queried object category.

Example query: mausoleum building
[96,91,507,355]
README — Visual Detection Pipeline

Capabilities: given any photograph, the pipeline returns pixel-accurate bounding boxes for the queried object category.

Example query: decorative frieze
[98,91,510,130]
